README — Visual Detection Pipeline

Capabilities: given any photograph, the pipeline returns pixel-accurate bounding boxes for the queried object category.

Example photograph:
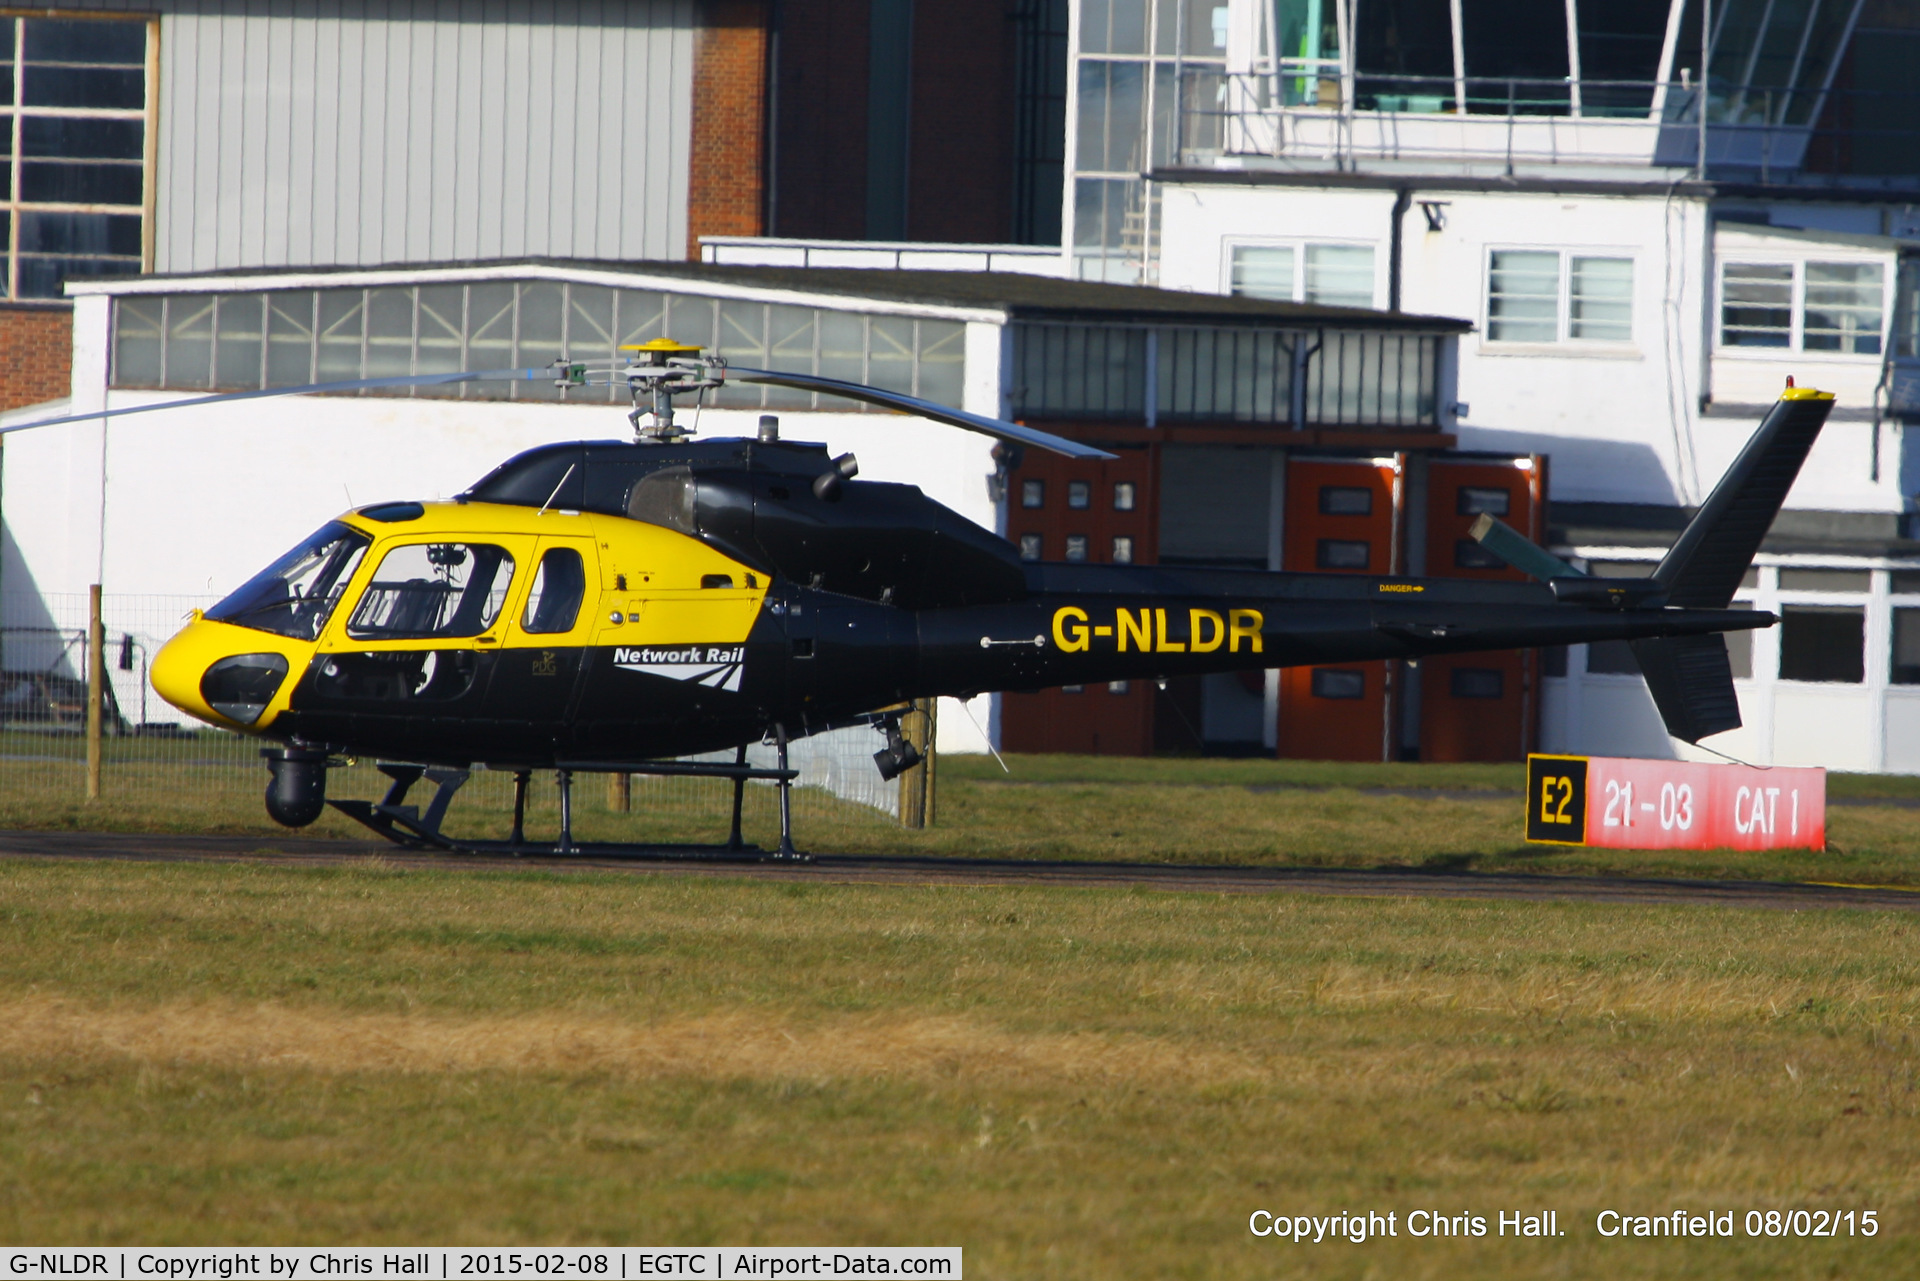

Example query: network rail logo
[612,645,746,692]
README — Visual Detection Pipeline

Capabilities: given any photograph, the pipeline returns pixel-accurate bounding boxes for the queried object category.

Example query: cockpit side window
[206,521,370,640]
[520,547,586,634]
[346,542,516,640]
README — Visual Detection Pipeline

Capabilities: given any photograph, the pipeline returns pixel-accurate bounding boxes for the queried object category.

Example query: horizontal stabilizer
[1467,514,1585,581]
[1630,634,1743,744]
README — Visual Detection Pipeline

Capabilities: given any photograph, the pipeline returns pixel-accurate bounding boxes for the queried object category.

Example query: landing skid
[326,735,811,862]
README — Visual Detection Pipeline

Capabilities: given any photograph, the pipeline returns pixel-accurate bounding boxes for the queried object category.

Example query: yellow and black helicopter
[7,341,1834,858]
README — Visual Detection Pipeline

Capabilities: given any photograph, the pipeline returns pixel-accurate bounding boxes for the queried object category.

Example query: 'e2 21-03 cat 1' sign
[1526,754,1826,851]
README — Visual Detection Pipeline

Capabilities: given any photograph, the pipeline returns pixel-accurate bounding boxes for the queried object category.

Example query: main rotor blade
[0,367,557,436]
[728,366,1117,460]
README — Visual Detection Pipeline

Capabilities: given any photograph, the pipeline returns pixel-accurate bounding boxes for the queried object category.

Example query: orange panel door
[1418,458,1544,762]
[1277,458,1401,762]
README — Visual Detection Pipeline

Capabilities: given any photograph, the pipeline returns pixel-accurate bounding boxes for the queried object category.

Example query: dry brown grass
[0,997,1257,1086]
[0,858,1916,1277]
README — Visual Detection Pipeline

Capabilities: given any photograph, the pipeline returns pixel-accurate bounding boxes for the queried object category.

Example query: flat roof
[67,257,1471,333]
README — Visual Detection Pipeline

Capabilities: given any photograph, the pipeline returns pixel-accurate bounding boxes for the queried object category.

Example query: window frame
[1,11,158,301]
[339,539,521,644]
[1222,237,1380,309]
[1715,254,1893,359]
[1481,246,1638,351]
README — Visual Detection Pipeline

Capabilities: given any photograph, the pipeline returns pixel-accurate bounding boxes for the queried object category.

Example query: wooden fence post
[898,697,936,829]
[86,584,104,800]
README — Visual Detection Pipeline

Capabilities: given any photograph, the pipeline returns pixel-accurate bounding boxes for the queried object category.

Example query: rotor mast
[607,338,727,444]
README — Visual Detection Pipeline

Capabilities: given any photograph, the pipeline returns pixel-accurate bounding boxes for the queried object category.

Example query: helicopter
[6,338,1833,858]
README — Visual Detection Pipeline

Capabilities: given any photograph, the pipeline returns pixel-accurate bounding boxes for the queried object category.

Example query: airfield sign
[1526,754,1826,851]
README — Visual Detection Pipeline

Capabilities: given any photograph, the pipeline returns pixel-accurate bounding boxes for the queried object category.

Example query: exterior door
[1277,456,1401,761]
[1418,456,1546,762]
[482,536,596,732]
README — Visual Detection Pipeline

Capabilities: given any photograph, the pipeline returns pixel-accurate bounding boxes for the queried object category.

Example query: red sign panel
[1527,754,1826,851]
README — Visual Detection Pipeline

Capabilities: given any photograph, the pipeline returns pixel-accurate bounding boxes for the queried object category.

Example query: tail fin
[1653,389,1835,607]
[1632,388,1835,743]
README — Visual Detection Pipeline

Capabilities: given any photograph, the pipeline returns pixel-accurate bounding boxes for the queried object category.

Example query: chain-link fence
[1,592,909,846]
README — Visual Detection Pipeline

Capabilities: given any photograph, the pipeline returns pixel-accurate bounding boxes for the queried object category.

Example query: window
[1229,246,1293,300]
[1019,534,1042,561]
[1111,535,1134,563]
[1570,257,1633,341]
[112,283,968,408]
[1450,668,1504,698]
[1107,680,1131,694]
[1311,668,1365,699]
[205,522,369,641]
[1319,486,1372,516]
[347,543,516,640]
[1113,481,1136,510]
[1022,479,1045,508]
[1891,570,1920,595]
[1587,641,1639,674]
[1779,606,1864,683]
[1316,539,1370,570]
[1488,250,1634,344]
[521,548,586,634]
[1454,540,1505,570]
[1062,684,1085,694]
[1720,263,1793,347]
[1779,569,1870,592]
[1894,609,1920,684]
[1011,320,1439,427]
[1720,261,1885,356]
[1726,602,1754,679]
[1067,480,1091,509]
[1305,244,1375,308]
[1804,263,1884,354]
[1456,487,1510,516]
[1227,242,1375,307]
[1064,535,1089,562]
[0,16,151,299]
[1488,251,1559,342]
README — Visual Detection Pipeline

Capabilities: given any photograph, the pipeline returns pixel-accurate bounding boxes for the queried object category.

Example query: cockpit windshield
[206,521,371,640]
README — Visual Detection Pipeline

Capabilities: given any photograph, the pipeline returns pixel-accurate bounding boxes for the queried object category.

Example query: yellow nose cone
[151,617,305,730]
[150,618,222,724]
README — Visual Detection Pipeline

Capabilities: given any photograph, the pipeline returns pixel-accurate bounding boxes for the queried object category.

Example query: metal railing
[1176,70,1920,186]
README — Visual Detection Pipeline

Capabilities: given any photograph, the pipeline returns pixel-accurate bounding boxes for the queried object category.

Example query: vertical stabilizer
[1653,390,1836,608]
[1631,389,1835,742]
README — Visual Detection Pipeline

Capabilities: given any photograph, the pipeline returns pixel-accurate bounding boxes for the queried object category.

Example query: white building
[1055,0,1920,771]
[6,0,1920,771]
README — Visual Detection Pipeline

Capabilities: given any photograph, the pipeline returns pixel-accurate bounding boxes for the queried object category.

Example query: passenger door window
[521,546,588,634]
[346,542,516,640]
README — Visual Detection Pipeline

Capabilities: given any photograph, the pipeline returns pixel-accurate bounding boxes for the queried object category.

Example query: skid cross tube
[329,753,812,861]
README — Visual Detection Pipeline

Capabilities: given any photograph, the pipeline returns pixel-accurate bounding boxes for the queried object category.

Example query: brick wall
[0,306,73,413]
[687,0,772,258]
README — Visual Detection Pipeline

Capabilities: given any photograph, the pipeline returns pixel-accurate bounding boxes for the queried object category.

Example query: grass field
[0,856,1914,1277]
[6,737,1920,887]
